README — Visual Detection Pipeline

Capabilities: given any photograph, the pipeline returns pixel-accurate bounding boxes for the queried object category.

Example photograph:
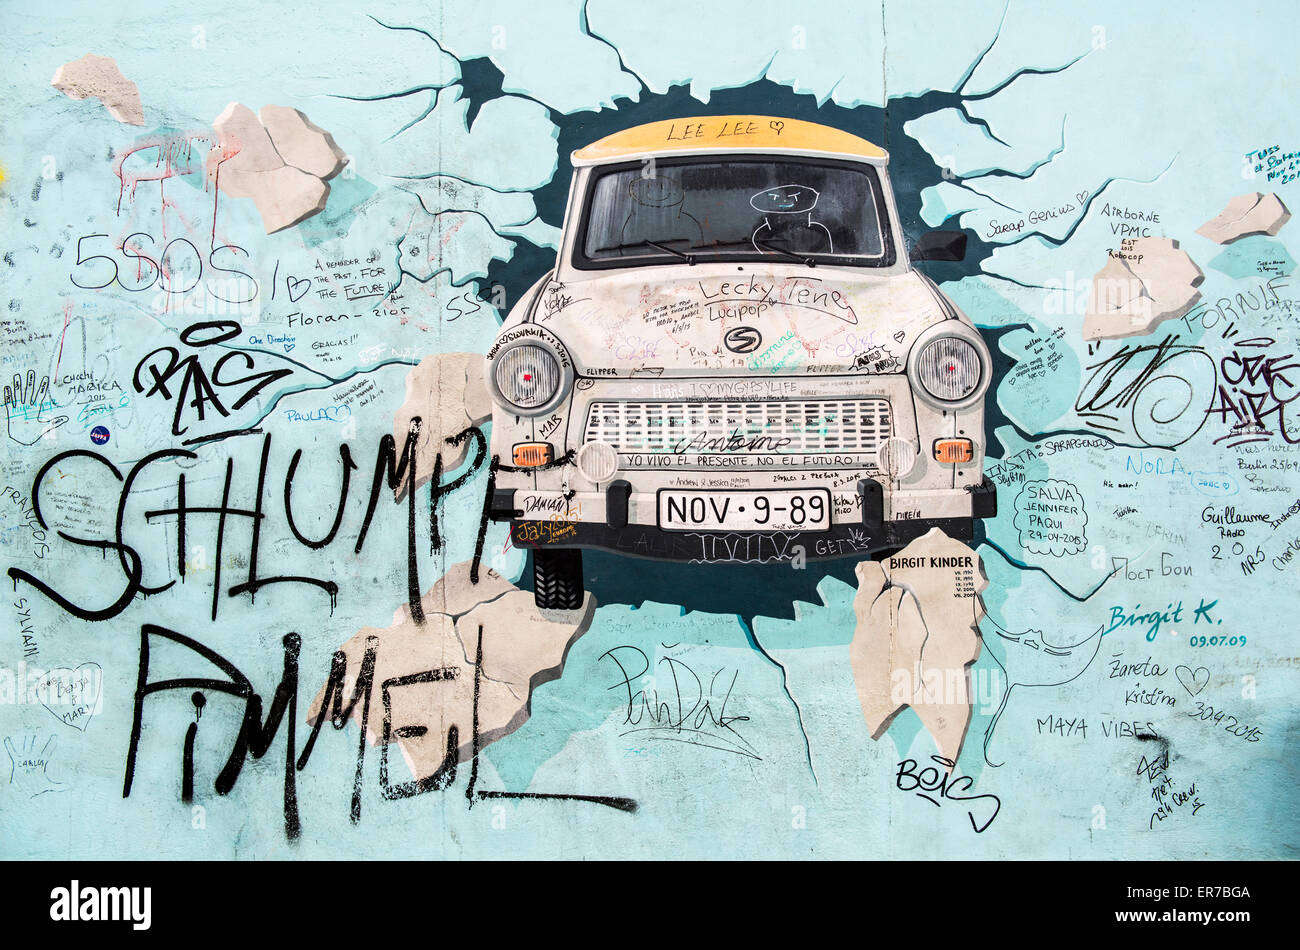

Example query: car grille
[583,398,893,455]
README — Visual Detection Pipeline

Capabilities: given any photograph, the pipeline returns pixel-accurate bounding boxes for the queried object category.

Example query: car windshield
[576,157,893,268]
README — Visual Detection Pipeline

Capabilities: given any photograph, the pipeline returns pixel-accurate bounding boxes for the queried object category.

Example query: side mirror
[910,231,967,262]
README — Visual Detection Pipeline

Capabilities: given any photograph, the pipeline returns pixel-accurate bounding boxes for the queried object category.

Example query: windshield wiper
[700,238,817,267]
[593,239,696,264]
[753,238,816,267]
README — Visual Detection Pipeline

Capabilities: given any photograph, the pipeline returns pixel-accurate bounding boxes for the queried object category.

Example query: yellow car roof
[571,115,888,166]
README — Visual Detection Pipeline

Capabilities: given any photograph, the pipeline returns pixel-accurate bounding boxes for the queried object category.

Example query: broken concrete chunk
[849,529,985,764]
[307,612,479,779]
[1084,256,1140,321]
[396,561,515,623]
[217,165,329,234]
[50,54,144,126]
[207,101,346,233]
[259,105,347,179]
[212,102,284,174]
[391,352,487,497]
[850,565,913,735]
[1196,192,1291,244]
[882,531,985,763]
[456,590,595,693]
[1127,238,1204,323]
[464,360,493,426]
[1082,237,1204,341]
[308,561,594,782]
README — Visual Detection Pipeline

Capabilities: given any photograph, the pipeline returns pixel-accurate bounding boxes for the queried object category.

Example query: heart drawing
[35,662,103,731]
[286,275,312,302]
[1175,665,1210,696]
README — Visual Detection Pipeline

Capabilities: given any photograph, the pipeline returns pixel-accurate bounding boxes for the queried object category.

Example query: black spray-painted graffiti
[9,420,635,838]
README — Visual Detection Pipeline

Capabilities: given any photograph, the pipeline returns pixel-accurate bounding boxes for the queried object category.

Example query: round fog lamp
[576,441,620,483]
[877,437,917,479]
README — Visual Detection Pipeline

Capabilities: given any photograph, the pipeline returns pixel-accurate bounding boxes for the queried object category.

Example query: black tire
[532,548,585,610]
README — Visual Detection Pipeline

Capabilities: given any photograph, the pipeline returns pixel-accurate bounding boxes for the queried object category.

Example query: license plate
[657,489,831,532]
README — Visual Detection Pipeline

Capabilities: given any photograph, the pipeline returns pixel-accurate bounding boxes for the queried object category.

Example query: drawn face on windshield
[750,184,819,214]
[628,176,685,208]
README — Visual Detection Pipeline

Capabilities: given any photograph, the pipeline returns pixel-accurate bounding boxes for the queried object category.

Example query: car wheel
[533,548,584,610]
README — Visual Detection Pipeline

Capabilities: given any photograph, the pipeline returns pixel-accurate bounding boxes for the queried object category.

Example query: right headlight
[907,326,990,410]
[917,337,981,401]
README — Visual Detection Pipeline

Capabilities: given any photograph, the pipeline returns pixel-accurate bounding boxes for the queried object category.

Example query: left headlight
[487,328,574,416]
[495,343,561,410]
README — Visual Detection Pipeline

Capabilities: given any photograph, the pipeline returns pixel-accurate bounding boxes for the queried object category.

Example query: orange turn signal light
[512,442,553,467]
[933,438,973,464]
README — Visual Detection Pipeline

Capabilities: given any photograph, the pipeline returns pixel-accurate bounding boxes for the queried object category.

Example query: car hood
[529,266,956,376]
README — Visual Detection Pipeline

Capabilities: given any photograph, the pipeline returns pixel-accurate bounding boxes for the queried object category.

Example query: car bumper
[491,476,996,563]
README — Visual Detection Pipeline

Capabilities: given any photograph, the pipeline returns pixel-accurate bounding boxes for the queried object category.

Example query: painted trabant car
[485,115,996,609]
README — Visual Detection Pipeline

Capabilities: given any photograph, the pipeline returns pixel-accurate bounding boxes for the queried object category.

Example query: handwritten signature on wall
[600,644,758,759]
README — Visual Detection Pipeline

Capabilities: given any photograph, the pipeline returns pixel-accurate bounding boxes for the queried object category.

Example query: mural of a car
[485,115,997,609]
